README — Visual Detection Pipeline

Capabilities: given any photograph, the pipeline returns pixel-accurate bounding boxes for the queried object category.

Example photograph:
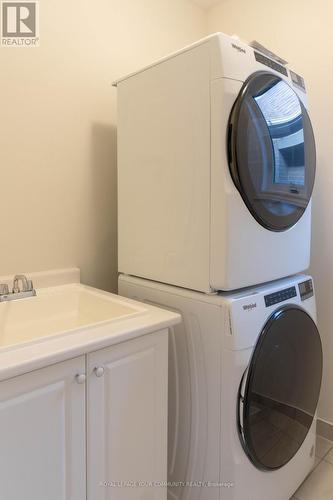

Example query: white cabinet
[87,330,168,500]
[0,356,86,500]
[0,330,168,500]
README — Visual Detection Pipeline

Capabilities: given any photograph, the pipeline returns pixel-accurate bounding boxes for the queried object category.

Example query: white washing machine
[119,273,323,500]
[114,32,316,293]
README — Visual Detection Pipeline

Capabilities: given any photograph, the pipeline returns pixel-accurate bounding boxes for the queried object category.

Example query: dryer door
[228,71,316,231]
[238,306,322,471]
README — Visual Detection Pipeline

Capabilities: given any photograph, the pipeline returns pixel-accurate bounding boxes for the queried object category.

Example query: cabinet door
[87,330,168,500]
[0,356,86,500]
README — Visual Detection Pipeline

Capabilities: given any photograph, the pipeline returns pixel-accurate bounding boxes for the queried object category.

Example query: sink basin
[0,284,143,349]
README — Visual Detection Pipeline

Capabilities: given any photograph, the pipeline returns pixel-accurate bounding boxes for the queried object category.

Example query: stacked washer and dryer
[114,33,323,500]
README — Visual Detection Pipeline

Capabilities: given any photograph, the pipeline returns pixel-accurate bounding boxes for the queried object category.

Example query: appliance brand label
[243,303,257,311]
[231,43,246,54]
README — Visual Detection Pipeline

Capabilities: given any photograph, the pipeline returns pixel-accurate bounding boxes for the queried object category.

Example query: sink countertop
[0,274,181,382]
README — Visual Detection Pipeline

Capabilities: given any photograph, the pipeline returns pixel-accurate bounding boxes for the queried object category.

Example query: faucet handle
[12,274,29,293]
[0,284,9,296]
[27,280,34,292]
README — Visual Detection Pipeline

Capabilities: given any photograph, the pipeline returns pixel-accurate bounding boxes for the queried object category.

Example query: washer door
[238,306,322,471]
[228,72,316,231]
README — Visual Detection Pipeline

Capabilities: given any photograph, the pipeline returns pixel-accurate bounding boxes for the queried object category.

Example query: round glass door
[228,72,316,231]
[238,306,322,471]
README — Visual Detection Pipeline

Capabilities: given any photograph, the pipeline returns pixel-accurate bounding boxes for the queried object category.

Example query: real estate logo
[1,1,39,46]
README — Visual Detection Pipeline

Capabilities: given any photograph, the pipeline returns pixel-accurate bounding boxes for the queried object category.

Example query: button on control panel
[298,279,314,301]
[264,286,297,307]
[290,69,306,92]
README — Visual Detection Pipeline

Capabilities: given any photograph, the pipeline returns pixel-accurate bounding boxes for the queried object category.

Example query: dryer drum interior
[228,71,316,232]
[238,306,323,471]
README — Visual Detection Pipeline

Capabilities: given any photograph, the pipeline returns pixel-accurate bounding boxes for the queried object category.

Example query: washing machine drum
[228,71,316,232]
[238,306,323,471]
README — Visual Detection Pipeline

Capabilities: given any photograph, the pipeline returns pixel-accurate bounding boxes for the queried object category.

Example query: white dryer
[119,274,323,500]
[115,32,316,292]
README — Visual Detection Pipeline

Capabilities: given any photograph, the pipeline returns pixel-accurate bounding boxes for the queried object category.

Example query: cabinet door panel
[0,356,86,500]
[87,331,168,500]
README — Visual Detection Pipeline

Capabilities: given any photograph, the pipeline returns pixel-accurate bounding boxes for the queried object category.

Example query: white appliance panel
[118,274,320,500]
[116,33,314,292]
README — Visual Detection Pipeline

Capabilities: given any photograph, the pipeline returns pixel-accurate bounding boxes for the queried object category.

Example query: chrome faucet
[0,274,36,302]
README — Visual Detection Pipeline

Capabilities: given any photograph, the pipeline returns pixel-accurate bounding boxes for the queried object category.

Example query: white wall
[206,0,333,425]
[0,0,206,292]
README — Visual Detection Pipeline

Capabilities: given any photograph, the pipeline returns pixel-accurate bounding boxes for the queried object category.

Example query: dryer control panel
[254,51,288,76]
[264,286,297,307]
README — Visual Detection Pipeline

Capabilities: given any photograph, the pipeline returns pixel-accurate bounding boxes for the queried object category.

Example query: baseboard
[317,418,333,441]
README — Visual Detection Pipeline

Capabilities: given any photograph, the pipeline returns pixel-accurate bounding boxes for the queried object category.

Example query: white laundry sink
[0,284,144,349]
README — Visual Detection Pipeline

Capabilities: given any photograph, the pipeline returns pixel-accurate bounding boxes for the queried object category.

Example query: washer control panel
[264,286,297,307]
[298,279,314,301]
